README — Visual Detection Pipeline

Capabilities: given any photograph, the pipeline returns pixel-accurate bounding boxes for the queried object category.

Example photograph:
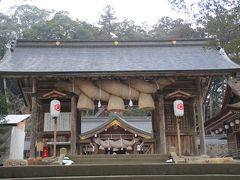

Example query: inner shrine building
[0,39,239,157]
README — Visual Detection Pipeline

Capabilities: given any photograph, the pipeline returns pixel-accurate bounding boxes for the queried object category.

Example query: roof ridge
[15,38,212,48]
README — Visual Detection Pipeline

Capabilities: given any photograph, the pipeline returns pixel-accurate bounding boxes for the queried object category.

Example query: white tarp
[0,114,30,124]
[9,127,25,160]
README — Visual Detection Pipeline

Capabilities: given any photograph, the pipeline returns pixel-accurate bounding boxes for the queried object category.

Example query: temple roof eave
[0,69,237,78]
[205,103,240,131]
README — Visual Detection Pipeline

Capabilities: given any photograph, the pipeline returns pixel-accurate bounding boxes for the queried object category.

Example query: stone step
[3,175,240,180]
[68,154,168,159]
[70,158,169,164]
[67,154,169,164]
[1,164,240,179]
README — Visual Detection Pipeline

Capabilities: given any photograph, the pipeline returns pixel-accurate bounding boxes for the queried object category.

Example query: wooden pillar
[3,78,10,107]
[154,92,167,154]
[191,99,198,155]
[53,117,57,157]
[70,95,77,155]
[153,100,160,153]
[158,93,167,154]
[196,97,207,155]
[38,102,44,133]
[30,79,37,157]
[133,143,138,154]
[176,117,182,157]
[76,109,81,154]
[152,103,159,153]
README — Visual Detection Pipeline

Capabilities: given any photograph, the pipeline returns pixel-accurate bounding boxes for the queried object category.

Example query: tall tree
[0,13,17,58]
[98,5,118,39]
[168,0,240,62]
[23,11,97,40]
[168,0,240,120]
[114,18,149,40]
[11,5,51,35]
[150,16,200,39]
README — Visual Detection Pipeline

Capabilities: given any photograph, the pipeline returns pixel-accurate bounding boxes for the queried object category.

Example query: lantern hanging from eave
[50,99,61,118]
[224,124,229,129]
[173,99,184,117]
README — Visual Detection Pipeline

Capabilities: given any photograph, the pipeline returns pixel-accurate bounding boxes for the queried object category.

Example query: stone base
[4,159,28,166]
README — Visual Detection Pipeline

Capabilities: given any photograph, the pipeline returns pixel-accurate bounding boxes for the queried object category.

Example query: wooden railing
[144,144,154,154]
[218,149,240,158]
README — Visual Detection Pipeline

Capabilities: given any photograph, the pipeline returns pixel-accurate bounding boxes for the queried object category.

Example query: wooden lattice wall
[164,103,195,155]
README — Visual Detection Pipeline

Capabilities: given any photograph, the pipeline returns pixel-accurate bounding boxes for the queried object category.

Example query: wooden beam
[30,78,37,157]
[200,77,212,103]
[18,80,30,107]
[0,71,234,80]
[70,95,77,155]
[22,87,32,93]
[166,132,194,136]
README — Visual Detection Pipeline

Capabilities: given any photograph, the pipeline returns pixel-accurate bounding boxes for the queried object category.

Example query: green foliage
[0,4,203,59]
[0,13,17,58]
[114,18,149,40]
[150,16,201,39]
[0,126,11,164]
[98,5,117,38]
[168,0,240,62]
[23,11,96,40]
[0,79,24,116]
[0,91,8,118]
[205,77,226,119]
[12,5,51,30]
[168,0,240,119]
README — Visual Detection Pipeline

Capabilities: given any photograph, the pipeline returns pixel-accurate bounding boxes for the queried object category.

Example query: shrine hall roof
[0,39,239,76]
[81,115,152,139]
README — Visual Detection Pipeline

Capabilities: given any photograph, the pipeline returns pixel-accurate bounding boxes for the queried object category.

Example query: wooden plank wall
[165,104,193,133]
[166,135,194,156]
[164,103,195,155]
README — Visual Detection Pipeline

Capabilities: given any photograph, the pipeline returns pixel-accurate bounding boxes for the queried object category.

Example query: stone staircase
[0,155,240,180]
[1,163,240,179]
[67,154,169,164]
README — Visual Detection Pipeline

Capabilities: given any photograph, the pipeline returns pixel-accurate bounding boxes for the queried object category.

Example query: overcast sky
[0,0,187,26]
